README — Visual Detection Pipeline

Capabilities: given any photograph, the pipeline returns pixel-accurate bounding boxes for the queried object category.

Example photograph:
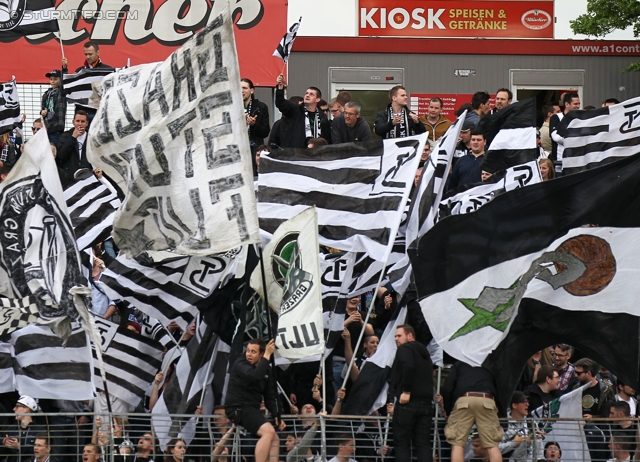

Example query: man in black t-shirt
[574,358,614,418]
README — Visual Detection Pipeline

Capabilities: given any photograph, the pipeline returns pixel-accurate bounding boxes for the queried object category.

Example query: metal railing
[0,413,632,462]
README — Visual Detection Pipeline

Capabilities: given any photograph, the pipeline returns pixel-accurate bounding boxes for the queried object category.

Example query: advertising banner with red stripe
[359,0,554,39]
[0,0,286,85]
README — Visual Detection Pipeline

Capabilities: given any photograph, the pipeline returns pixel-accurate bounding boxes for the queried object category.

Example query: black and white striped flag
[10,323,93,400]
[438,159,542,219]
[64,171,121,251]
[152,319,229,449]
[63,68,114,109]
[92,317,163,407]
[272,17,302,63]
[342,305,407,415]
[384,116,464,296]
[478,98,538,173]
[559,95,640,175]
[0,0,58,39]
[0,296,40,337]
[0,342,13,393]
[99,250,239,331]
[258,136,425,263]
[0,78,20,136]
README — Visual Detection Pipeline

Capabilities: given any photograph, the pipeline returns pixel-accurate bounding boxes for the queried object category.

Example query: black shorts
[225,406,268,436]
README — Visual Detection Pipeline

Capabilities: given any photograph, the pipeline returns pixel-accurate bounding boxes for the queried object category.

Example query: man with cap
[499,391,535,462]
[452,120,475,166]
[1,396,45,462]
[41,70,67,145]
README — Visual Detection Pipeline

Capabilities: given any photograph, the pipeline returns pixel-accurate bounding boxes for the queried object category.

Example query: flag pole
[194,340,218,426]
[340,269,386,390]
[57,22,65,60]
[162,327,190,376]
[257,244,282,420]
[340,135,426,390]
[433,366,442,457]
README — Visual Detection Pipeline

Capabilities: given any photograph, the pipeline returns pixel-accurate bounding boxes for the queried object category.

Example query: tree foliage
[570,0,640,72]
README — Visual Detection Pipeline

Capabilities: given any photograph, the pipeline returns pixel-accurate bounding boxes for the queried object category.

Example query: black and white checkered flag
[273,17,302,63]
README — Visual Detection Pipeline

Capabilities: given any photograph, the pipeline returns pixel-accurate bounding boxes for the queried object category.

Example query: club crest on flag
[278,240,314,315]
[179,256,231,297]
[0,0,26,30]
[271,231,299,292]
[621,101,640,134]
[0,176,81,319]
[451,234,616,340]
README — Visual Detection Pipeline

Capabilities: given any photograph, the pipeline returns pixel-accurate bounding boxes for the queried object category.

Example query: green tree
[570,0,640,72]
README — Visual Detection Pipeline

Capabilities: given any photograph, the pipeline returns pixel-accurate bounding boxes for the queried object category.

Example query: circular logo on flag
[0,0,27,31]
[271,231,299,289]
[554,234,616,296]
[521,10,552,30]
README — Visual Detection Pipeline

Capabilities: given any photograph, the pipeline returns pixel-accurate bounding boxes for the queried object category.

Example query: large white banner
[87,9,259,257]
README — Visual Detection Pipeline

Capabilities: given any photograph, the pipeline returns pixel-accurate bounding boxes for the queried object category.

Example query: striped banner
[0,79,20,136]
[0,0,57,39]
[559,95,640,175]
[0,296,40,337]
[152,319,229,449]
[92,317,163,407]
[0,342,13,393]
[439,159,542,219]
[10,324,93,400]
[99,250,239,330]
[64,171,121,251]
[478,98,538,173]
[258,136,426,263]
[63,68,114,108]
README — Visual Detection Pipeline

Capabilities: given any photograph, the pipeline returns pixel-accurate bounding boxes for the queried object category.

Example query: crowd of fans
[0,40,634,462]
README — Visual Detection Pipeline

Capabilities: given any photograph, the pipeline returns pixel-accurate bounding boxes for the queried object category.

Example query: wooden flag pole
[257,244,282,420]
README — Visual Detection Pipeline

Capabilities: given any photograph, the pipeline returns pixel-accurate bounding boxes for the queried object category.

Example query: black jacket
[526,383,561,412]
[331,114,372,144]
[41,86,67,135]
[246,98,270,148]
[389,341,433,402]
[374,105,426,139]
[225,357,277,416]
[0,422,45,462]
[56,128,91,178]
[275,88,330,148]
[246,97,270,173]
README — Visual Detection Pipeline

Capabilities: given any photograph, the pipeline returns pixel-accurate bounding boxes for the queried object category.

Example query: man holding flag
[225,339,285,462]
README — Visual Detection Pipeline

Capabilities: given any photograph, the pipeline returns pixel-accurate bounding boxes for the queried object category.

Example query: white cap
[16,395,39,412]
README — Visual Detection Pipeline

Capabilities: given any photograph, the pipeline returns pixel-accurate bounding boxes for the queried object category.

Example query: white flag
[87,10,260,257]
[275,207,324,360]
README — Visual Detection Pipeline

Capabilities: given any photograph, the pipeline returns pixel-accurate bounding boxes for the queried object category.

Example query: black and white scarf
[388,106,409,139]
[304,107,320,139]
[245,98,252,134]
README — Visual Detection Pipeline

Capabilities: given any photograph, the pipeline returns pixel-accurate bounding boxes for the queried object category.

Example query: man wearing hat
[41,70,67,145]
[1,396,45,462]
[499,391,533,462]
[453,119,475,165]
